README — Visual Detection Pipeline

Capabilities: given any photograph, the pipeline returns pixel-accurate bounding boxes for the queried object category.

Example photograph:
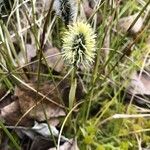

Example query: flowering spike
[62,21,96,68]
[53,0,77,25]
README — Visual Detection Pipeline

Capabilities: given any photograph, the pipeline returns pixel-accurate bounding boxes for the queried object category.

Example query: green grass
[0,0,150,149]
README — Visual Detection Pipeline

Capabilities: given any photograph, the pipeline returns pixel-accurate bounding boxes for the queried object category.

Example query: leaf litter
[0,0,150,149]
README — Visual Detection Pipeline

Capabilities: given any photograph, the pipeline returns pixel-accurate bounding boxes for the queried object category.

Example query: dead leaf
[43,0,52,11]
[83,1,102,26]
[30,136,53,150]
[43,47,64,72]
[0,84,7,100]
[6,121,68,143]
[48,118,60,126]
[0,101,33,126]
[0,134,10,150]
[26,57,49,82]
[32,121,59,138]
[18,44,36,66]
[15,82,66,122]
[118,13,143,34]
[128,71,150,95]
[32,121,68,141]
[49,139,79,150]
[0,91,13,109]
[23,46,63,82]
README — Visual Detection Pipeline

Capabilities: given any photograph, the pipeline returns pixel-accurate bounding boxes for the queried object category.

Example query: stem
[0,120,21,150]
[69,67,77,110]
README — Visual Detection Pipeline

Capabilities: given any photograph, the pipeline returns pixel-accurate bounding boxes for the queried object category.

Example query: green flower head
[62,21,96,68]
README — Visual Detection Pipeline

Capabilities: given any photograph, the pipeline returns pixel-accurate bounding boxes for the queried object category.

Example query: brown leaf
[30,136,53,150]
[43,47,64,72]
[24,46,64,82]
[15,82,66,122]
[0,91,13,109]
[0,85,7,99]
[118,13,143,34]
[48,118,60,126]
[0,101,33,126]
[128,71,150,95]
[83,1,102,26]
[18,44,36,66]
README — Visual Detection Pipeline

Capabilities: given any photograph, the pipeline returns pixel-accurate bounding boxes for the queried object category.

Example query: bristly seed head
[62,21,96,68]
[53,0,77,25]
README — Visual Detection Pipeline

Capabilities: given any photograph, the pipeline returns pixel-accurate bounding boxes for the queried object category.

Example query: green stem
[0,120,21,150]
[69,67,77,110]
